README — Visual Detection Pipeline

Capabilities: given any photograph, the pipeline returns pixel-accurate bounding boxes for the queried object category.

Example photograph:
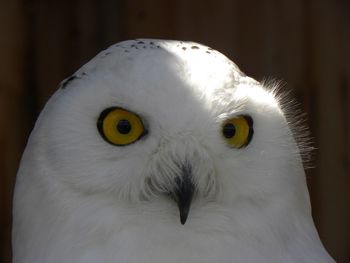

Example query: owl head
[17,39,313,227]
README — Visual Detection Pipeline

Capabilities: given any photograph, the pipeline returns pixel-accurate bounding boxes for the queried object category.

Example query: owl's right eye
[97,107,146,146]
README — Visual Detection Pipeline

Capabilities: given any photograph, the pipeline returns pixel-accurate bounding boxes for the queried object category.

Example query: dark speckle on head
[137,41,145,44]
[206,51,211,54]
[157,45,161,48]
[182,47,187,51]
[150,42,155,45]
[60,72,86,89]
[191,46,199,49]
[124,50,129,53]
[60,75,77,89]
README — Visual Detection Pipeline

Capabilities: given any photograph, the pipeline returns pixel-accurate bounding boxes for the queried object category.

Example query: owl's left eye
[97,107,146,146]
[222,115,254,148]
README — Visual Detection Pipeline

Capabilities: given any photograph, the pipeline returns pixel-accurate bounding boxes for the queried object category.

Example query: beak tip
[180,215,188,225]
[179,205,190,225]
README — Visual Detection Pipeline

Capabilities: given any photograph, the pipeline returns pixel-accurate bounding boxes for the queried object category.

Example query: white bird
[13,39,335,263]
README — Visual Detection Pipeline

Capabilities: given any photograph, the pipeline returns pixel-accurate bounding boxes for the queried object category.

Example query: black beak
[173,165,195,225]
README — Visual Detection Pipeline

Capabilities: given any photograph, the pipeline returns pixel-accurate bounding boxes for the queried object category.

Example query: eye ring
[222,115,253,148]
[97,107,146,146]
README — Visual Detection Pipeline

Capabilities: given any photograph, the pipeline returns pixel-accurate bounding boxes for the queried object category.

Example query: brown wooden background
[1,0,349,262]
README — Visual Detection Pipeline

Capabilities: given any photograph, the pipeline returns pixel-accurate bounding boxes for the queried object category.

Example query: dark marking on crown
[182,47,187,50]
[191,46,199,49]
[102,51,111,57]
[60,75,77,89]
[60,72,87,89]
[138,41,145,44]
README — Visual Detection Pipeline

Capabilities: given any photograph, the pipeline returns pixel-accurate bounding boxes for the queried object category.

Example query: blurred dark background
[1,0,349,262]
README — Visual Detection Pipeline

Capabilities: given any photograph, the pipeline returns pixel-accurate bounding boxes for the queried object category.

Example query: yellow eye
[97,108,146,146]
[222,115,253,148]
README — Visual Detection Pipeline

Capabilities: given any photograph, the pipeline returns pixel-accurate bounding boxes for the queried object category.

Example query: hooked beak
[172,165,195,225]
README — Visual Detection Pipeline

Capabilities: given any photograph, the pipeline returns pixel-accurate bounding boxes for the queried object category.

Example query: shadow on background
[0,0,349,262]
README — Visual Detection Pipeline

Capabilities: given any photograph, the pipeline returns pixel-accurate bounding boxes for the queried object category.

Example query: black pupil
[117,120,132,134]
[223,123,236,138]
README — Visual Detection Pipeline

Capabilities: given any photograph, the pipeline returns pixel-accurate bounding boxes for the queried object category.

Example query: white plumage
[13,39,335,263]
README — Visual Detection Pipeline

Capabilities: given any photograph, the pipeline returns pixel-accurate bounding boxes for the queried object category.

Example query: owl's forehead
[82,39,246,104]
[78,39,243,94]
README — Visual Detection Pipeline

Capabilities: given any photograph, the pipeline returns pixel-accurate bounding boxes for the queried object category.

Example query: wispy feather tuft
[261,78,315,169]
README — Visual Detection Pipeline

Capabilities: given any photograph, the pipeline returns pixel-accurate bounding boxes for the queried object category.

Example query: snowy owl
[13,39,335,263]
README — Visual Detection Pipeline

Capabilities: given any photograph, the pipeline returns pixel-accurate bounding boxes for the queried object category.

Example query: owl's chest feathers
[42,198,312,263]
[15,181,329,263]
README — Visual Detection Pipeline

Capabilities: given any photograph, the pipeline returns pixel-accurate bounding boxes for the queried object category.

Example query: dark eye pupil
[117,120,132,134]
[223,123,236,138]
